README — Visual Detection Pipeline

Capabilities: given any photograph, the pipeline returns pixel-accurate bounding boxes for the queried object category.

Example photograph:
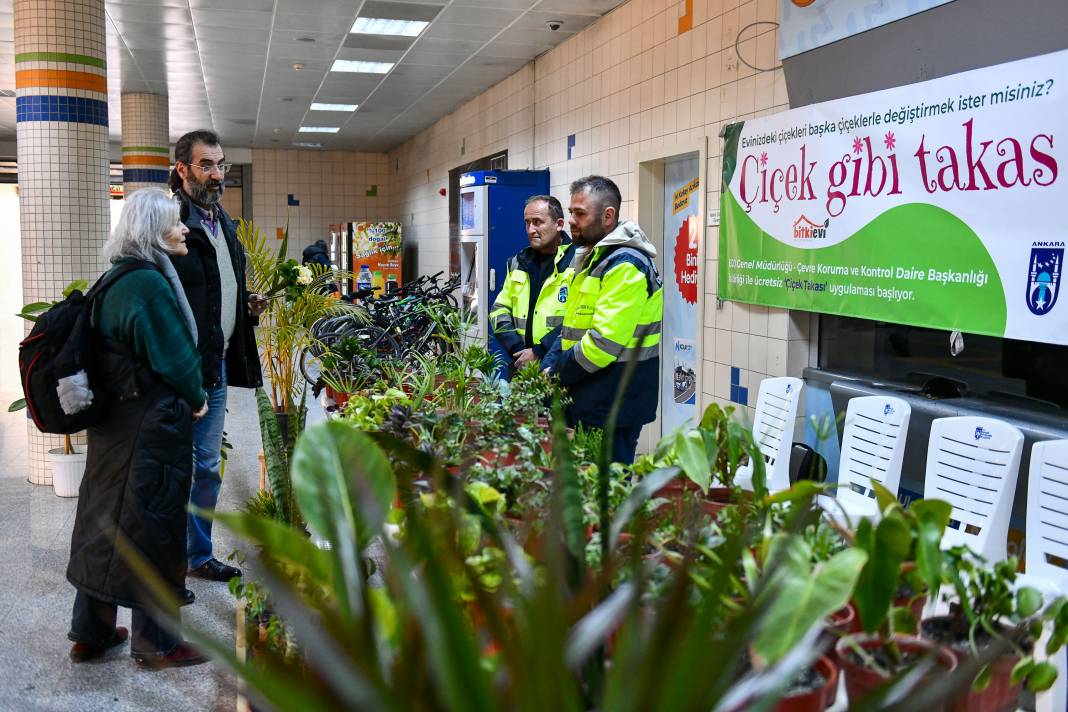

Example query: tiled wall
[389,65,535,273]
[389,0,812,421]
[251,148,391,257]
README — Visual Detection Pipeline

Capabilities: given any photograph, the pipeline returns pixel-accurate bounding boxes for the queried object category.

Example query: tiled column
[121,92,169,195]
[15,0,109,485]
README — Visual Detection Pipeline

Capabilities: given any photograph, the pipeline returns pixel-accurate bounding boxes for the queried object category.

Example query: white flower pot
[47,447,87,497]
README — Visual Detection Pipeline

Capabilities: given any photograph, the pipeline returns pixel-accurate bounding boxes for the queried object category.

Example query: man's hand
[193,402,209,420]
[513,348,538,368]
[248,293,268,316]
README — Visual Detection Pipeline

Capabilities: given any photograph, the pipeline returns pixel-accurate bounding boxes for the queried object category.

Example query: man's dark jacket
[170,190,262,389]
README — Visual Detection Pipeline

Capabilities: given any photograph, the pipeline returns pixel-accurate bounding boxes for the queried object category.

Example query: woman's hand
[193,402,209,420]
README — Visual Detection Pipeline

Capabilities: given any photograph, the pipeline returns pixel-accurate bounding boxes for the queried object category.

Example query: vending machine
[458,169,550,360]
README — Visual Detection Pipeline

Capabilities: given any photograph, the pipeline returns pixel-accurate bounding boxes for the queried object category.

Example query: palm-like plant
[237,218,362,413]
[238,218,362,525]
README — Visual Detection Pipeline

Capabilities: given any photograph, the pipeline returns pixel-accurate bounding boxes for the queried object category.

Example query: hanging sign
[719,49,1067,345]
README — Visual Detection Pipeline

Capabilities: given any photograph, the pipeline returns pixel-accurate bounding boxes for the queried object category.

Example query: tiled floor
[0,387,315,711]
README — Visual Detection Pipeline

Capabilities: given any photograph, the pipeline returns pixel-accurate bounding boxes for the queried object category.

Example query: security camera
[546,20,563,31]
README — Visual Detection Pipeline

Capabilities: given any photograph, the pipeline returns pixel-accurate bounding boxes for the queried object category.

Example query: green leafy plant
[936,547,1068,693]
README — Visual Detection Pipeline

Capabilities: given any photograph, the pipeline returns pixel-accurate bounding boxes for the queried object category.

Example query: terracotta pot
[835,634,957,709]
[584,523,633,546]
[829,604,860,636]
[334,391,350,408]
[920,616,1022,712]
[770,655,839,712]
[654,478,746,519]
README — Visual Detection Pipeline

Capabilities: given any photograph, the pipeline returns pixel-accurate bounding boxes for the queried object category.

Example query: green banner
[719,50,1066,345]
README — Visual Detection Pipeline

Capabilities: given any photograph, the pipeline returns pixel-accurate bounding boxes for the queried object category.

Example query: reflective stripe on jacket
[489,241,576,356]
[547,241,663,427]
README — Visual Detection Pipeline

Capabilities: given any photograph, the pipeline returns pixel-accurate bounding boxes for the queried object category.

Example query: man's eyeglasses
[186,162,232,175]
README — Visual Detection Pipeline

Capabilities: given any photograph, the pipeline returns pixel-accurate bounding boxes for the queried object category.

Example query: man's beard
[187,176,223,207]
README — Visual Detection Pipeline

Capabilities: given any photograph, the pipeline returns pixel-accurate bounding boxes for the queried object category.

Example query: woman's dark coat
[66,265,194,608]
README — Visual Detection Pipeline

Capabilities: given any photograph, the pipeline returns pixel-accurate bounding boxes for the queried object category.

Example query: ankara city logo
[1026,242,1063,316]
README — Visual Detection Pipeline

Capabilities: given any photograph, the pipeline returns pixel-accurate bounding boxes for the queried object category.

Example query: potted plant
[646,402,764,518]
[237,218,357,526]
[835,483,960,705]
[921,548,1067,711]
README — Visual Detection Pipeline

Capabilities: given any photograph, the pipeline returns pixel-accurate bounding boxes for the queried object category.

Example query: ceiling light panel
[331,59,394,73]
[351,17,429,36]
[311,102,358,111]
[299,126,340,133]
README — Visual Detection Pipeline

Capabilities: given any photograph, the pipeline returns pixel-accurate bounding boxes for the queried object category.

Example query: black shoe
[189,558,242,582]
[133,642,209,669]
[179,588,195,607]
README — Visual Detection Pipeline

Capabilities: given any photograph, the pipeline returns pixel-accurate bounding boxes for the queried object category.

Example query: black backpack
[18,261,150,434]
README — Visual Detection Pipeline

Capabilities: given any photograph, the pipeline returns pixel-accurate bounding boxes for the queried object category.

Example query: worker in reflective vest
[489,195,576,375]
[543,176,663,464]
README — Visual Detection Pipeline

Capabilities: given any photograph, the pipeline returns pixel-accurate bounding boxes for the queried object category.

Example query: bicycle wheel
[350,325,403,360]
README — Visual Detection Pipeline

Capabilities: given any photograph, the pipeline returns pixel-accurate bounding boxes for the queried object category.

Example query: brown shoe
[133,642,209,669]
[70,626,129,662]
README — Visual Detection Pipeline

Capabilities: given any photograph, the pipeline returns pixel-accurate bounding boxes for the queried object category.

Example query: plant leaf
[292,420,396,550]
[7,398,26,412]
[1026,661,1058,692]
[1017,587,1043,619]
[913,508,945,600]
[753,545,868,663]
[608,466,678,550]
[853,514,911,634]
[674,429,710,493]
[1011,658,1035,686]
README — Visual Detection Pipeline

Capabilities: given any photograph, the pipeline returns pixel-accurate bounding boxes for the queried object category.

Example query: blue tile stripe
[729,366,749,405]
[122,169,169,184]
[16,95,108,126]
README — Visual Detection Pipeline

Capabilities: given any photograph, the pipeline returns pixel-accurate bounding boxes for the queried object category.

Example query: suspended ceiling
[0,0,624,152]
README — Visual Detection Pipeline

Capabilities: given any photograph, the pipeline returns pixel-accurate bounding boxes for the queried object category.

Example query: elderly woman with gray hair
[65,188,210,668]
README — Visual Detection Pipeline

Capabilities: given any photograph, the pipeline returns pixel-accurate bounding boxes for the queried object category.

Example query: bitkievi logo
[974,427,992,441]
[793,215,829,239]
[883,403,895,416]
[1026,241,1062,316]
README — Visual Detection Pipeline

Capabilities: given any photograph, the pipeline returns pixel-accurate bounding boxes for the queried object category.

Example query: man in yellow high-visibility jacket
[543,176,663,464]
[489,195,576,374]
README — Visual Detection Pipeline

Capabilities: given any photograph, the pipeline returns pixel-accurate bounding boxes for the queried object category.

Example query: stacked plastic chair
[827,395,911,526]
[736,377,804,494]
[923,416,1024,562]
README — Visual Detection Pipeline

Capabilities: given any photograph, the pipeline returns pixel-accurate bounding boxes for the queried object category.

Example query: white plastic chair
[923,416,1024,562]
[831,395,911,525]
[1020,440,1068,712]
[736,377,803,494]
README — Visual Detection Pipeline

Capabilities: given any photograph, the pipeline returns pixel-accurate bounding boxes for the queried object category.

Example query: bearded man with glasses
[168,129,266,585]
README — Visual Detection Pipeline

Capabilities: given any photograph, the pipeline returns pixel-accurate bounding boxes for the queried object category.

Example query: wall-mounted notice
[720,49,1066,345]
[779,0,955,59]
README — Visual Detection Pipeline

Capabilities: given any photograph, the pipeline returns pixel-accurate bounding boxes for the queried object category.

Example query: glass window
[818,315,1068,410]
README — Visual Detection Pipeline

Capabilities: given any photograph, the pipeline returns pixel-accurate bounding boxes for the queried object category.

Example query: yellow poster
[351,221,403,294]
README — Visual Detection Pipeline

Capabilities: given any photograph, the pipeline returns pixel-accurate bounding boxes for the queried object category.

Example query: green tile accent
[122,145,169,154]
[366,185,378,197]
[461,137,466,156]
[15,52,106,69]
